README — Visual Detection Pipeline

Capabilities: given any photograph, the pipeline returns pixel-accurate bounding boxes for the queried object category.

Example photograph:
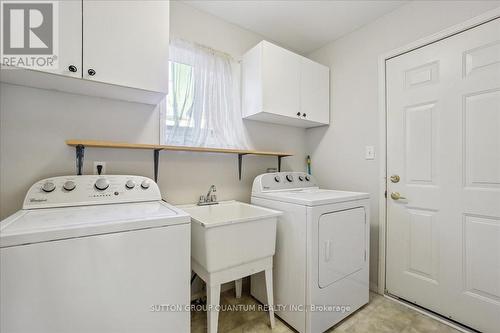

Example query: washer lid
[253,188,369,206]
[0,201,190,247]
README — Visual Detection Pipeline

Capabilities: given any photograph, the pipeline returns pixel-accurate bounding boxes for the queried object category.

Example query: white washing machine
[0,175,191,333]
[250,172,370,333]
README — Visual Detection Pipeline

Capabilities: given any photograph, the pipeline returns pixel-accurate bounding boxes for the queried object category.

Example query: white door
[300,58,330,125]
[82,0,169,92]
[262,41,301,119]
[386,18,500,333]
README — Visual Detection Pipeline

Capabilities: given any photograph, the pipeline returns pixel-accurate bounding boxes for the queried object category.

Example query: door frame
[377,7,500,295]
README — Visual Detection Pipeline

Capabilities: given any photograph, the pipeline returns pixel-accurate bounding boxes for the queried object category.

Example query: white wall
[0,1,307,219]
[306,0,500,291]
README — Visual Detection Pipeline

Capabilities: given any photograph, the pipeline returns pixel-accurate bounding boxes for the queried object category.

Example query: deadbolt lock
[390,175,400,183]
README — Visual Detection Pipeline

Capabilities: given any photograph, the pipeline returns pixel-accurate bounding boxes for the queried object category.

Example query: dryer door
[318,207,366,288]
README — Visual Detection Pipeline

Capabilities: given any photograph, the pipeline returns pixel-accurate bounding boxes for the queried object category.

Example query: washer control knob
[125,180,136,189]
[298,175,304,181]
[42,181,56,193]
[141,180,150,189]
[63,180,76,191]
[286,174,294,182]
[274,176,281,183]
[95,178,110,191]
[305,175,311,181]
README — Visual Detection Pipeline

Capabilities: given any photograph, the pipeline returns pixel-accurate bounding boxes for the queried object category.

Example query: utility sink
[180,201,282,273]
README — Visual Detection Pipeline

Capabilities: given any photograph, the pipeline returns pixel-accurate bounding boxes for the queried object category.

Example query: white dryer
[250,172,369,333]
[0,175,191,333]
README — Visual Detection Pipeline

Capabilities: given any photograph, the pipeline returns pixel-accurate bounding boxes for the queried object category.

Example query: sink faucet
[198,185,218,206]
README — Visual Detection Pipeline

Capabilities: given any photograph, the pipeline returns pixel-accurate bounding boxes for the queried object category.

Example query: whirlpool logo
[1,0,58,69]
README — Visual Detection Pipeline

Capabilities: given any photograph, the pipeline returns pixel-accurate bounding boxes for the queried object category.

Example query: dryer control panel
[252,172,318,193]
[23,175,161,209]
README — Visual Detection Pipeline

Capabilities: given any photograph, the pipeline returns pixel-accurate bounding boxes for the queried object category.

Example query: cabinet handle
[325,240,331,262]
[68,65,77,72]
[88,69,96,76]
[296,112,301,117]
[302,113,307,118]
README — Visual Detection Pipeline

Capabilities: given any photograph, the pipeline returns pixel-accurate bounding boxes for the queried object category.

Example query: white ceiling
[183,0,408,54]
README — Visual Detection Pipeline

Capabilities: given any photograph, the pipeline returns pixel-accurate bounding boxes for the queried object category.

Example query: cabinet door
[262,41,301,118]
[300,58,329,124]
[1,0,82,77]
[82,0,169,93]
[55,0,82,78]
[318,208,366,288]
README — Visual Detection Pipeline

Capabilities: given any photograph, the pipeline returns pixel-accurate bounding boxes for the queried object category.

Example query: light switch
[365,146,375,160]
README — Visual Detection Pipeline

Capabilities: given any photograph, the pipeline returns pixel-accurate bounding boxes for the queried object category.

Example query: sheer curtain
[163,39,249,149]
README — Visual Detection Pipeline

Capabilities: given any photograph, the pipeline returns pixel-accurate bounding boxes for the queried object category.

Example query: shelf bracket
[76,144,85,176]
[238,153,248,180]
[277,156,282,172]
[153,149,161,183]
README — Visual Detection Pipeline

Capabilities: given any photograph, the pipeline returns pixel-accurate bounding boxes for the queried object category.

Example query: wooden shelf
[66,140,292,157]
[66,140,293,181]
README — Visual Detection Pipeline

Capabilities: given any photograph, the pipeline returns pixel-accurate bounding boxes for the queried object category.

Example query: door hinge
[384,190,387,198]
[364,250,367,261]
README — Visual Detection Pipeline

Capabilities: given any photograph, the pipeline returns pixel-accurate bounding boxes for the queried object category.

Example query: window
[166,61,194,128]
[162,39,248,149]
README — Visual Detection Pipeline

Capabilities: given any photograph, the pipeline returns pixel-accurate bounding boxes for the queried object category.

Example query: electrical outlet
[93,161,106,175]
[365,146,375,160]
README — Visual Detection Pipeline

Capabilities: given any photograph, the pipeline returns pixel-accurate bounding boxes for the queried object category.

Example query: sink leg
[235,279,242,298]
[265,268,276,329]
[207,284,221,333]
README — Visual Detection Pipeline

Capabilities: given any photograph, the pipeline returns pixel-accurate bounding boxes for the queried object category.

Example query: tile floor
[191,289,462,333]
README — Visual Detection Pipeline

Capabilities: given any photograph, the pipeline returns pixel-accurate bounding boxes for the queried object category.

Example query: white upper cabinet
[0,0,169,104]
[82,1,169,93]
[242,41,330,128]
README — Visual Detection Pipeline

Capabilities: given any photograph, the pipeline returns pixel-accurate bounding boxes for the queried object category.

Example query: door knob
[390,192,406,200]
[88,68,96,76]
[390,175,400,183]
[68,65,77,72]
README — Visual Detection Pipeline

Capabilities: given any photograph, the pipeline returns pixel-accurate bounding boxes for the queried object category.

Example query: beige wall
[0,1,307,219]
[306,0,500,290]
